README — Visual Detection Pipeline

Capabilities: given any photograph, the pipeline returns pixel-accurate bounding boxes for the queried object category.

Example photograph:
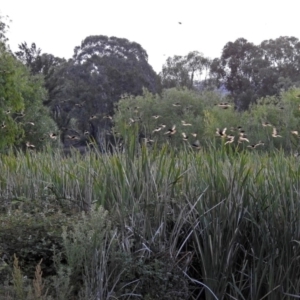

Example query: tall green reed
[1,142,300,299]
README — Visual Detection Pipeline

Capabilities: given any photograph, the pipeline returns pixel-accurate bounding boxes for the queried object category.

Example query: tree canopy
[0,41,58,150]
[5,8,300,151]
[160,51,211,89]
[49,35,159,145]
[210,36,300,110]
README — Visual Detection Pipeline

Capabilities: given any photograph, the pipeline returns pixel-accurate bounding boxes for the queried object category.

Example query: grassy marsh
[0,144,300,299]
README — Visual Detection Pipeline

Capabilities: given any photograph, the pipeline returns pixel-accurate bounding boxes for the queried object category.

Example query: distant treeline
[1,14,300,150]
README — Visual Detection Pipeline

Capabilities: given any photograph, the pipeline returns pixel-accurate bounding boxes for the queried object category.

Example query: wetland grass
[1,145,300,299]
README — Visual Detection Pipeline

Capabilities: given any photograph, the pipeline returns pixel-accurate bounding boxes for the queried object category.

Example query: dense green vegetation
[2,12,300,151]
[113,87,300,154]
[1,13,300,300]
[0,19,58,151]
[1,146,300,299]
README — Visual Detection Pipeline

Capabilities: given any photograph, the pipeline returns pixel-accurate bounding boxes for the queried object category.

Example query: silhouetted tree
[0,14,10,43]
[260,36,300,91]
[55,35,159,145]
[213,36,300,110]
[160,51,211,89]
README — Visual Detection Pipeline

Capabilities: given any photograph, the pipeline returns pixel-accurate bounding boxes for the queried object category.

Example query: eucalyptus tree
[0,14,10,43]
[15,43,67,106]
[214,38,266,110]
[212,36,300,110]
[14,36,159,147]
[160,51,211,89]
[260,36,300,91]
[56,35,160,145]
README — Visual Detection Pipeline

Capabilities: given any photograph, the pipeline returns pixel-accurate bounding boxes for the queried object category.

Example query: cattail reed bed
[1,146,300,299]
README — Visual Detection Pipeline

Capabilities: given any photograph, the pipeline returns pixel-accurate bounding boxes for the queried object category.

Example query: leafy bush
[112,87,300,154]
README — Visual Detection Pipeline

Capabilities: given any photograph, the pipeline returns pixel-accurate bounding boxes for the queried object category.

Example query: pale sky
[1,0,300,73]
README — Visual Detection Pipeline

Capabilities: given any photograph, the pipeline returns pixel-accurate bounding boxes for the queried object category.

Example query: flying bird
[216,127,227,137]
[152,127,162,133]
[26,141,35,149]
[75,102,84,108]
[225,135,235,145]
[247,141,264,149]
[181,120,192,126]
[216,102,232,109]
[291,130,299,136]
[182,132,188,141]
[238,134,250,143]
[165,125,176,135]
[262,122,272,127]
[129,118,135,125]
[49,133,58,140]
[272,127,282,138]
[67,135,80,140]
[192,140,201,149]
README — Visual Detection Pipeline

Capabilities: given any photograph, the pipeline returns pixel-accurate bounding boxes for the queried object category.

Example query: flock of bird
[26,99,299,151]
[3,96,300,152]
[125,101,300,151]
[138,121,266,150]
[0,109,62,149]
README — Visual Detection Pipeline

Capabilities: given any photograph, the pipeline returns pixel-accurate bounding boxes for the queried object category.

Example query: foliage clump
[0,41,58,151]
[113,87,300,154]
